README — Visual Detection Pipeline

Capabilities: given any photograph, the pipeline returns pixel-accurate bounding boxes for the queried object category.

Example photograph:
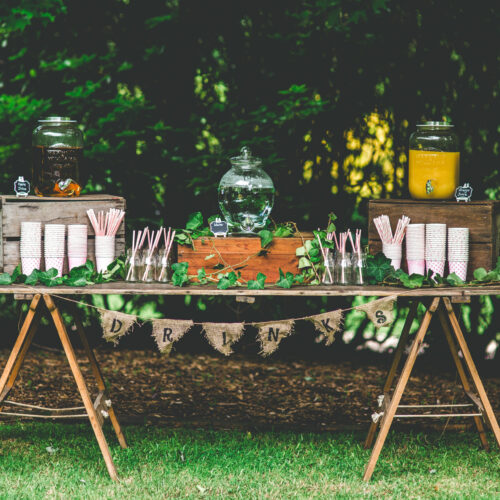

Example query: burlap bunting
[309,310,343,346]
[357,296,397,328]
[98,309,137,345]
[257,321,295,357]
[151,319,194,354]
[202,322,245,356]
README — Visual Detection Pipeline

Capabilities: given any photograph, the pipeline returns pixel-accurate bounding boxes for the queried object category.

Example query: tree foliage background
[0,0,499,356]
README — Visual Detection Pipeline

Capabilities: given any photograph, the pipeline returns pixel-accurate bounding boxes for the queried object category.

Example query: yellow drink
[408,150,460,199]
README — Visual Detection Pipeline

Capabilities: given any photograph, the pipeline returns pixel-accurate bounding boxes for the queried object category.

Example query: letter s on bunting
[357,296,397,329]
[98,309,137,345]
[151,319,194,355]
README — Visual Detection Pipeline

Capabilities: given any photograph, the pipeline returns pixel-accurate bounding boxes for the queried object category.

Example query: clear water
[218,186,274,233]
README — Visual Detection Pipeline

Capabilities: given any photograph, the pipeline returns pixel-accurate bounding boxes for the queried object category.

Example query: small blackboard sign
[455,183,473,202]
[14,176,30,197]
[210,218,229,237]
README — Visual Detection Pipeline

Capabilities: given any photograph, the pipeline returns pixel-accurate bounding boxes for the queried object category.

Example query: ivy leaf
[298,257,311,269]
[398,272,425,289]
[185,212,204,231]
[0,272,13,285]
[327,222,336,233]
[365,253,393,283]
[258,229,273,248]
[171,262,189,287]
[248,272,266,289]
[10,265,22,283]
[217,271,238,290]
[39,268,63,287]
[473,267,488,281]
[296,246,306,257]
[24,269,40,286]
[197,267,208,284]
[275,268,294,289]
[446,273,465,286]
[274,226,293,238]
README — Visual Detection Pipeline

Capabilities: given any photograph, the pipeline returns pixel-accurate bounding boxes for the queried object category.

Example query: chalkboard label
[210,218,229,238]
[14,176,30,197]
[455,183,473,202]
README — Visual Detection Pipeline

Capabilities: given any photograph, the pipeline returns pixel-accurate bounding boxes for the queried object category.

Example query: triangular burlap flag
[309,310,343,346]
[257,321,295,357]
[98,309,137,345]
[202,322,245,356]
[151,319,194,354]
[357,296,397,328]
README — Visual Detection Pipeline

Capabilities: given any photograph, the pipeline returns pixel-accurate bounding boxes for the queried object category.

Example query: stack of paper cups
[44,224,66,277]
[406,224,425,275]
[425,223,446,278]
[95,235,115,273]
[20,222,42,275]
[448,227,469,281]
[67,224,88,270]
[382,242,402,270]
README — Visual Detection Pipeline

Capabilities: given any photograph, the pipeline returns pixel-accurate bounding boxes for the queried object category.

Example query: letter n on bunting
[202,322,245,356]
[99,309,137,345]
[309,310,343,346]
[151,319,194,355]
[257,321,295,357]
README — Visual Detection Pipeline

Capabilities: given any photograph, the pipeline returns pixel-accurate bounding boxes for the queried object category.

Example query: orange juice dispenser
[408,121,460,199]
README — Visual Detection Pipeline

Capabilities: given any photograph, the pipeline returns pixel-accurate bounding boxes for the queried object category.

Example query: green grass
[0,423,498,499]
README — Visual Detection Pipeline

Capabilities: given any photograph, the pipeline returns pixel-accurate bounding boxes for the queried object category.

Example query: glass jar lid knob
[231,146,262,167]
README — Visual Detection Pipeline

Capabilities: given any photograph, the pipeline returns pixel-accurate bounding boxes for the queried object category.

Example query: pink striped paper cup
[382,243,402,270]
[21,257,41,276]
[449,261,468,281]
[407,259,425,275]
[426,260,445,279]
[45,257,64,277]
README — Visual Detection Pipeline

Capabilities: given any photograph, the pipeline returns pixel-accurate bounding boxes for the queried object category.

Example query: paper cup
[22,257,41,276]
[382,243,402,270]
[45,257,64,277]
[407,259,425,275]
[426,260,445,279]
[95,235,115,257]
[96,256,114,273]
[448,261,468,281]
[69,256,87,270]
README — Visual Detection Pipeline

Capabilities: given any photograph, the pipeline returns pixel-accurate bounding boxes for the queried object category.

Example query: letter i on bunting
[309,310,343,346]
[99,309,138,345]
[357,295,397,328]
[202,323,245,356]
[151,319,194,355]
[257,321,295,356]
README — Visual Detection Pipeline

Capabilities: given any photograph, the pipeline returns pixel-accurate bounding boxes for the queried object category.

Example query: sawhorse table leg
[0,293,126,481]
[363,296,500,481]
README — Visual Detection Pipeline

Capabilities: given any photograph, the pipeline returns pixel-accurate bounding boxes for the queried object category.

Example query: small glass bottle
[335,252,352,285]
[125,248,142,282]
[142,253,157,282]
[32,116,84,197]
[351,252,367,285]
[157,251,171,283]
[322,252,335,285]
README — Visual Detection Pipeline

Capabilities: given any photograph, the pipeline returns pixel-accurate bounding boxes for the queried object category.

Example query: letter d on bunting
[202,322,245,356]
[98,309,137,345]
[257,321,295,357]
[151,319,194,355]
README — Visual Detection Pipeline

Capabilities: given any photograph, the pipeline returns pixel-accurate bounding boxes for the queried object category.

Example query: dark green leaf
[258,229,273,248]
[185,211,204,231]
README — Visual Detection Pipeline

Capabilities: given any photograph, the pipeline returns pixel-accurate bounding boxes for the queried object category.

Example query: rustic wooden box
[177,234,313,282]
[0,194,126,273]
[368,199,500,279]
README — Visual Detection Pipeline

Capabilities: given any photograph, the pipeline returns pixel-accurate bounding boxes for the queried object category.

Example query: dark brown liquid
[32,145,83,197]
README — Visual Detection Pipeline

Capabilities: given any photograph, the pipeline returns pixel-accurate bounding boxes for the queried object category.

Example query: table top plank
[1,283,499,297]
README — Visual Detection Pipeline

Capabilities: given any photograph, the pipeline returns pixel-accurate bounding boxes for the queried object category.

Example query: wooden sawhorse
[0,293,126,481]
[363,296,500,481]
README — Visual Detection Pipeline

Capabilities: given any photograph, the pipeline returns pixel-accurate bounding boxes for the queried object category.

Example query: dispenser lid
[230,146,262,167]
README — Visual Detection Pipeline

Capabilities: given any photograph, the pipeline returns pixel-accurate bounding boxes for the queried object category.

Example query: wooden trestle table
[0,283,499,482]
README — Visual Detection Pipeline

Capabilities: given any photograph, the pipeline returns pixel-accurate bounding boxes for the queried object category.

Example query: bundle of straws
[316,231,333,283]
[87,208,125,236]
[158,227,176,281]
[373,214,410,244]
[348,229,363,284]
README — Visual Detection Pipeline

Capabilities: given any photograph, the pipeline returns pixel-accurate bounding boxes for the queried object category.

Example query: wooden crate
[368,199,500,279]
[177,234,313,282]
[0,194,126,273]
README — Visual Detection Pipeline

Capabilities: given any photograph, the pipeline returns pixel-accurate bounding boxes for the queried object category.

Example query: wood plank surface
[2,282,500,297]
